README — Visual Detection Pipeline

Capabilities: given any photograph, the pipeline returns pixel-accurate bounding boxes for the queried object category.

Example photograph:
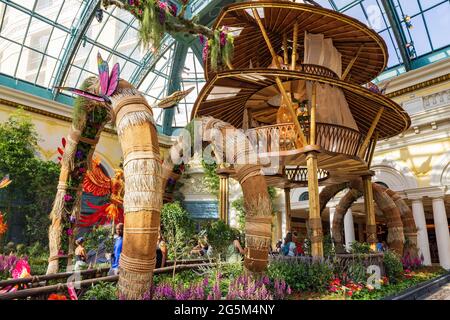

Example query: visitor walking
[226,233,245,263]
[293,231,305,256]
[109,223,123,275]
[155,231,168,269]
[282,232,297,257]
[74,237,87,271]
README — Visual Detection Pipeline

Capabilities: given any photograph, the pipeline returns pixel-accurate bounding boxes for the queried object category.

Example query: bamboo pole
[219,174,229,224]
[341,45,364,80]
[310,82,317,145]
[358,107,384,158]
[363,175,377,248]
[283,32,288,65]
[284,188,291,233]
[291,23,298,70]
[367,131,379,167]
[306,152,323,259]
[251,9,308,146]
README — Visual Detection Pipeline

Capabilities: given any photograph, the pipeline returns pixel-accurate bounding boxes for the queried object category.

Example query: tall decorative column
[219,173,229,224]
[411,198,432,265]
[363,175,378,248]
[307,152,323,259]
[284,188,291,233]
[431,196,450,269]
[344,209,356,251]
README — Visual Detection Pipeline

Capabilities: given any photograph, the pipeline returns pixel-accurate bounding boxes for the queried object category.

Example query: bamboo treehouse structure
[192,1,411,260]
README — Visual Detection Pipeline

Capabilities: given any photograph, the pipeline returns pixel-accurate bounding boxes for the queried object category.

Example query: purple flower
[75,150,83,159]
[220,32,226,46]
[199,34,206,46]
[69,215,76,224]
[202,43,209,62]
[66,228,73,236]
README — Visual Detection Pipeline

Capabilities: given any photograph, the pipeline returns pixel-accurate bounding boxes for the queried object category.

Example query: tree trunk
[332,188,362,252]
[111,81,163,300]
[319,183,348,214]
[47,126,81,275]
[372,183,404,255]
[47,77,110,274]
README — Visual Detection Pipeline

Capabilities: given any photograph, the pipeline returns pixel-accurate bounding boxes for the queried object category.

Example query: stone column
[329,207,336,239]
[432,197,450,270]
[411,198,432,266]
[344,209,356,252]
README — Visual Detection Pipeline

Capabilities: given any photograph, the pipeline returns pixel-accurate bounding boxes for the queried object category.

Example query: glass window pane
[0,40,21,76]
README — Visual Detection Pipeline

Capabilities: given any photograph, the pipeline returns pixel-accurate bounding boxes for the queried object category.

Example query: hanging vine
[101,0,235,71]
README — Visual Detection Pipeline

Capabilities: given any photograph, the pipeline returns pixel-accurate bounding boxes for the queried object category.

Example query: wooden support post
[283,32,288,65]
[341,45,364,80]
[277,210,283,241]
[358,223,365,242]
[367,131,379,167]
[284,188,291,233]
[251,8,308,146]
[306,152,323,259]
[219,174,229,224]
[291,23,298,70]
[310,82,317,145]
[363,175,377,248]
[358,108,384,158]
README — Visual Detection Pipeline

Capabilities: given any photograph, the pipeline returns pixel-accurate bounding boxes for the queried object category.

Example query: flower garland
[102,0,235,71]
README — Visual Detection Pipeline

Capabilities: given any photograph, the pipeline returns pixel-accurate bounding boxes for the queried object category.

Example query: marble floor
[424,283,450,300]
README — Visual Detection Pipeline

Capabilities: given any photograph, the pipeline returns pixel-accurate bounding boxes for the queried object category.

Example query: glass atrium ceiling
[0,0,449,130]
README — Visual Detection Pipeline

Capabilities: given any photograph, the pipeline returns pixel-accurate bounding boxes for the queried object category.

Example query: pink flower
[64,194,73,202]
[12,259,30,279]
[66,229,73,236]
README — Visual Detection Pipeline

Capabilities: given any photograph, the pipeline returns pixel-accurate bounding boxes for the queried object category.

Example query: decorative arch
[371,158,418,191]
[430,151,450,187]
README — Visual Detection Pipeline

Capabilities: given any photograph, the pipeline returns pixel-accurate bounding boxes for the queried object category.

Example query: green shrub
[82,282,118,300]
[205,220,237,259]
[268,257,334,293]
[350,241,372,254]
[384,250,403,283]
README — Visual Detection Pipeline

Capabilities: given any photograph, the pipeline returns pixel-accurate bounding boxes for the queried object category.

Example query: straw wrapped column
[384,188,418,257]
[235,165,272,273]
[372,183,405,255]
[110,81,163,299]
[306,152,323,259]
[201,117,273,273]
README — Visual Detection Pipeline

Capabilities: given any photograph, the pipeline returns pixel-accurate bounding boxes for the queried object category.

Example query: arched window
[299,192,309,202]
[375,181,389,189]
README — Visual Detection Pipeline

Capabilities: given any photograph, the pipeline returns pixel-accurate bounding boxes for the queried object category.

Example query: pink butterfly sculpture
[58,52,120,103]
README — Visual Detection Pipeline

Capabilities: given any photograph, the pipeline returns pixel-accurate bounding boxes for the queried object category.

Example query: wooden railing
[0,261,216,300]
[300,64,339,79]
[0,258,209,292]
[248,122,363,157]
[284,166,329,184]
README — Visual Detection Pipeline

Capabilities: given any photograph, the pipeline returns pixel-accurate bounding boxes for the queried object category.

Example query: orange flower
[0,212,7,236]
[48,293,68,300]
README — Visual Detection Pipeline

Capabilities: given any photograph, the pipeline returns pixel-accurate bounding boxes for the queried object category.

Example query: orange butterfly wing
[82,158,111,196]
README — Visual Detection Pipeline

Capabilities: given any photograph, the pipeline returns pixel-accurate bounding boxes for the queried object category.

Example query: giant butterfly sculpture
[59,52,194,109]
